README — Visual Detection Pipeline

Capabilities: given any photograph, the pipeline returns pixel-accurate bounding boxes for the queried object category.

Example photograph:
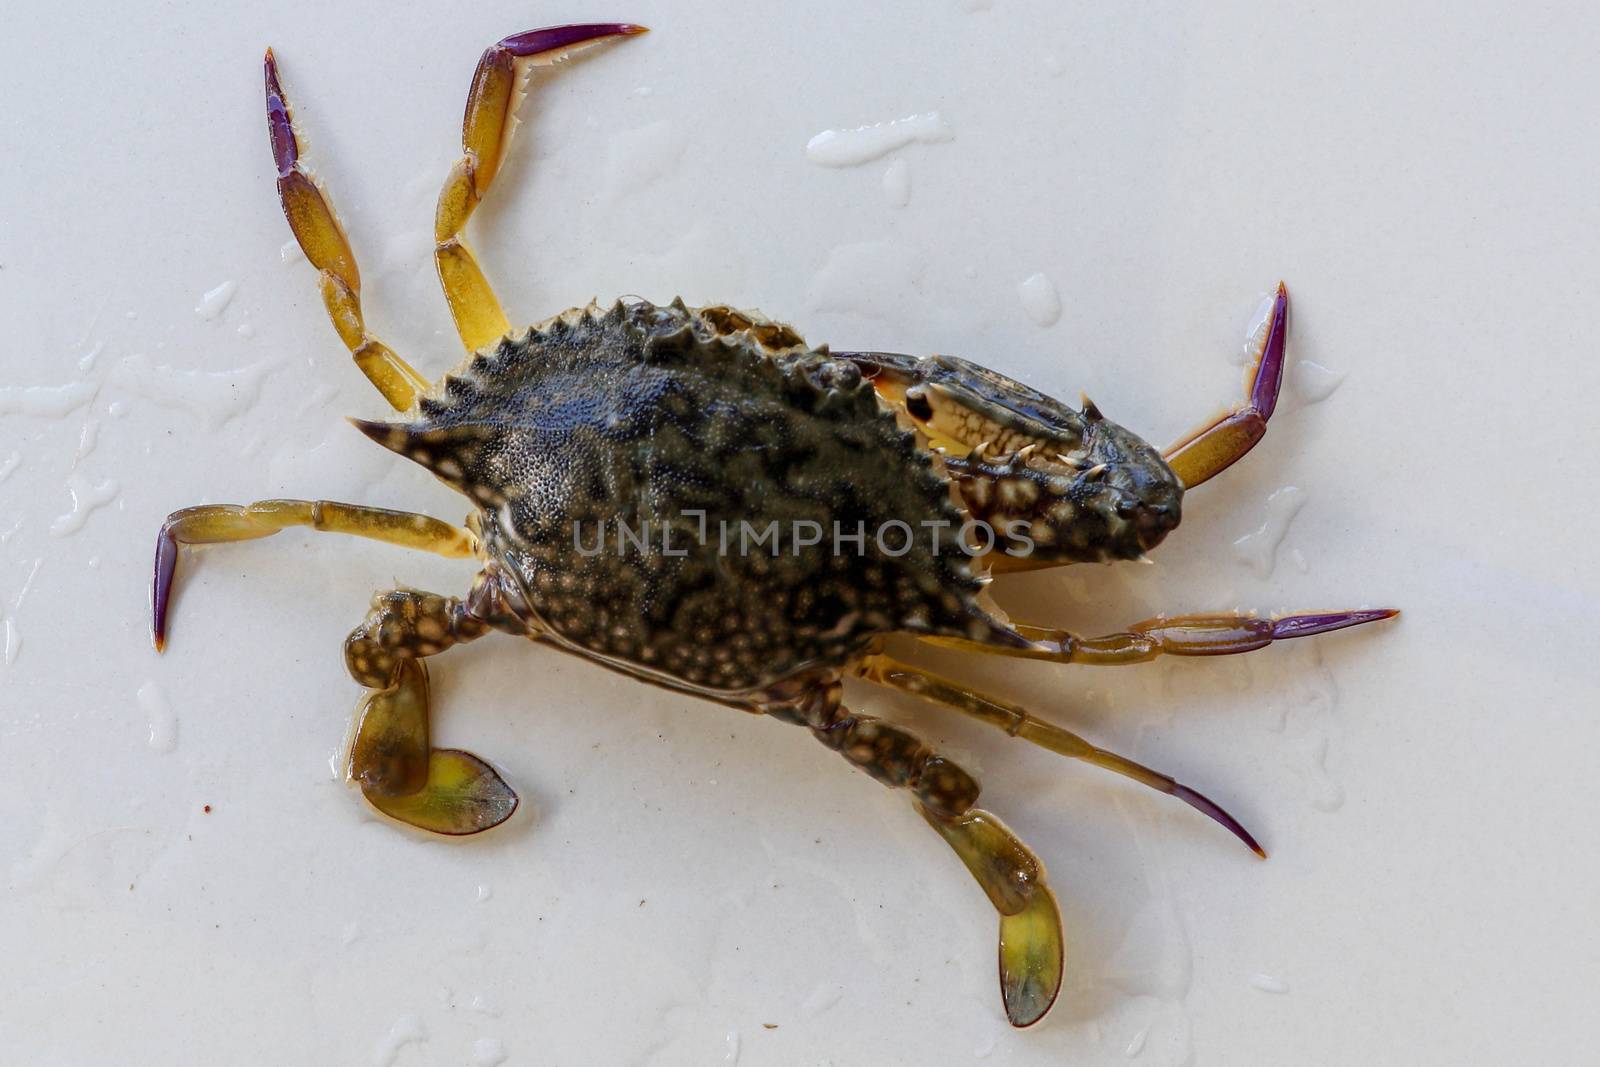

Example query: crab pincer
[1164,283,1289,488]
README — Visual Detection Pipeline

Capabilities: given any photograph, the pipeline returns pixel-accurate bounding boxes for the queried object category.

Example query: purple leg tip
[1272,608,1399,642]
[497,23,648,58]
[263,49,297,178]
[1173,784,1267,858]
[1251,283,1289,421]
[151,525,177,652]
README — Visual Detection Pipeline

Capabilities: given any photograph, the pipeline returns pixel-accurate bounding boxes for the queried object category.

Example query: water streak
[472,1037,508,1066]
[1233,486,1307,578]
[137,681,178,753]
[50,475,120,537]
[806,112,953,167]
[372,1015,427,1067]
[0,382,96,418]
[108,353,273,430]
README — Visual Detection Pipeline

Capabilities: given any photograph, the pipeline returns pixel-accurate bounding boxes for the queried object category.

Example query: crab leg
[151,500,478,651]
[922,608,1398,665]
[265,51,430,411]
[855,655,1267,858]
[1162,283,1289,488]
[344,594,517,835]
[435,23,648,352]
[765,682,1062,1027]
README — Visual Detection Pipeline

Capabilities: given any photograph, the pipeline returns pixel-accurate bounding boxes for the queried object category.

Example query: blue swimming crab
[152,24,1397,1027]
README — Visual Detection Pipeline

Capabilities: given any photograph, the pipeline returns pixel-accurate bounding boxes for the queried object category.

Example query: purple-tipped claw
[1272,608,1399,641]
[151,520,179,652]
[1172,784,1267,858]
[1251,282,1289,422]
[498,22,648,58]
[264,49,297,178]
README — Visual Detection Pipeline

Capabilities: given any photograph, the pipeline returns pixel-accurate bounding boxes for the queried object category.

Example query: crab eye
[905,389,934,421]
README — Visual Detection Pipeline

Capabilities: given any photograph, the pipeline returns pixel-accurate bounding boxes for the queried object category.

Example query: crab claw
[999,888,1065,1027]
[920,805,1065,1027]
[1164,282,1289,488]
[362,748,520,836]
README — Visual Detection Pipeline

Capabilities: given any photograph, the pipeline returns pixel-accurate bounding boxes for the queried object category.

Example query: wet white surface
[2,2,1597,1064]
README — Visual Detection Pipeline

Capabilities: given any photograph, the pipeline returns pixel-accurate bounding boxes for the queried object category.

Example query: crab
[152,23,1397,1028]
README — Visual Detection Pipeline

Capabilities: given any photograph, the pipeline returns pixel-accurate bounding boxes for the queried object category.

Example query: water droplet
[1124,1025,1149,1057]
[194,280,238,320]
[50,475,120,537]
[1043,52,1068,77]
[1288,546,1310,573]
[0,381,96,418]
[472,1037,508,1066]
[107,400,129,418]
[476,883,492,902]
[632,85,654,97]
[280,239,305,265]
[1018,272,1063,327]
[467,993,501,1017]
[800,982,843,1018]
[341,922,362,946]
[1232,486,1307,578]
[1234,292,1280,366]
[1291,359,1345,403]
[882,159,911,207]
[237,322,256,340]
[1250,973,1291,994]
[372,1014,427,1067]
[805,112,953,167]
[137,680,178,753]
[0,452,19,484]
[724,1030,741,1063]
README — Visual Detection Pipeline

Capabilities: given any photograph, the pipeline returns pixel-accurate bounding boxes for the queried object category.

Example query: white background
[3,2,1596,1064]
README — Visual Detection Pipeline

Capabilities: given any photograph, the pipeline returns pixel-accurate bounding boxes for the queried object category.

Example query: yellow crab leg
[856,654,1267,858]
[435,23,648,352]
[265,50,430,411]
[763,680,1063,1027]
[921,608,1399,664]
[151,500,478,651]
